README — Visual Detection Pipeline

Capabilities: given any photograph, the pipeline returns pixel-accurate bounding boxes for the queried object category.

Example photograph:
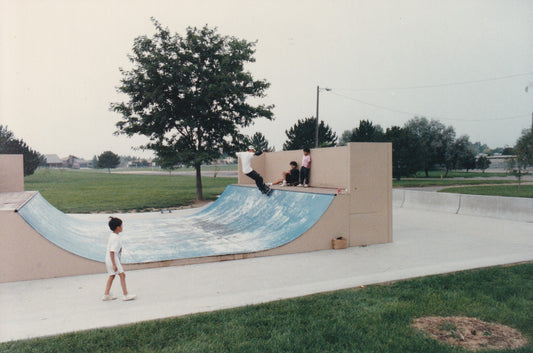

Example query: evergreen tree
[248,132,272,152]
[0,125,44,176]
[283,117,337,151]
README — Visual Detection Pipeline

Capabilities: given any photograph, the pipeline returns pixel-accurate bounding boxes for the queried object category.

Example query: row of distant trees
[0,126,133,175]
[110,20,532,199]
[338,116,494,180]
[248,116,532,181]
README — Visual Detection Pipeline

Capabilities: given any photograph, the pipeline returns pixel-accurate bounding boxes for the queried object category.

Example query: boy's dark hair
[108,217,123,231]
[290,161,298,167]
[303,148,310,153]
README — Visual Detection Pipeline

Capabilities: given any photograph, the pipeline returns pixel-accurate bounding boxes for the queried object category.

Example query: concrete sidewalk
[1,207,532,342]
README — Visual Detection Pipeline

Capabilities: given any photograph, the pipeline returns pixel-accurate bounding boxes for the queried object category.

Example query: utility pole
[315,86,331,148]
[315,86,320,148]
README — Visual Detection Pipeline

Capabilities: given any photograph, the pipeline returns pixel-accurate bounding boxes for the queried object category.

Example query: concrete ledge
[400,189,461,214]
[459,194,533,222]
[394,189,533,223]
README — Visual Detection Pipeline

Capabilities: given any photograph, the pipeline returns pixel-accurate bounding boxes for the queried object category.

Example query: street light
[526,83,532,162]
[315,85,331,148]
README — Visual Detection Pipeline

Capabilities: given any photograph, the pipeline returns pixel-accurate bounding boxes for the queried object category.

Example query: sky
[1,0,532,160]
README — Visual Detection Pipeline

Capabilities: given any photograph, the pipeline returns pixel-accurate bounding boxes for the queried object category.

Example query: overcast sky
[1,0,532,160]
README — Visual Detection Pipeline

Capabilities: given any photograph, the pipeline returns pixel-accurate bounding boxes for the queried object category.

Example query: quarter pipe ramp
[1,185,342,282]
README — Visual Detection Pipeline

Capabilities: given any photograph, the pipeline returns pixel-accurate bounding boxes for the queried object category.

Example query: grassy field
[441,185,533,198]
[1,263,531,352]
[23,169,532,213]
[393,179,521,188]
[24,169,237,213]
[414,171,512,178]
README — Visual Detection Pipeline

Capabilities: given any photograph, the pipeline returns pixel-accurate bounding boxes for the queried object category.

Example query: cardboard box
[332,236,347,249]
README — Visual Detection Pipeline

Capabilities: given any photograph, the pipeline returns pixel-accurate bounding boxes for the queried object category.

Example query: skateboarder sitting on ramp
[236,146,271,195]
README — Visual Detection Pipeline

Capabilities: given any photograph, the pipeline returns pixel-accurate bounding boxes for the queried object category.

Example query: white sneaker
[281,180,287,186]
[123,294,136,301]
[303,184,309,188]
[297,184,303,187]
[102,293,116,301]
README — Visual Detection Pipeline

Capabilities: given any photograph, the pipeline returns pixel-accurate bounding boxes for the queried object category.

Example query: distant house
[44,154,63,168]
[64,155,92,169]
[487,155,516,169]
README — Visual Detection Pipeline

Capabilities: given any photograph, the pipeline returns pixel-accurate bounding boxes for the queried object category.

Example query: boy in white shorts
[102,217,136,301]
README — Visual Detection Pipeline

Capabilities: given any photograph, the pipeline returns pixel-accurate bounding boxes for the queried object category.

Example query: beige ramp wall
[0,155,24,192]
[238,143,393,247]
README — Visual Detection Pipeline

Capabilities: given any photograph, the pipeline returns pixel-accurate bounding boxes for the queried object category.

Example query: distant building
[44,154,63,168]
[63,155,92,169]
[127,159,154,167]
[487,155,516,170]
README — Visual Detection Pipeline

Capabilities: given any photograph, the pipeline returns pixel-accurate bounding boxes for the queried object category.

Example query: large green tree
[0,125,44,176]
[404,117,455,177]
[111,19,274,200]
[514,128,533,169]
[444,135,477,175]
[283,117,337,151]
[384,126,424,180]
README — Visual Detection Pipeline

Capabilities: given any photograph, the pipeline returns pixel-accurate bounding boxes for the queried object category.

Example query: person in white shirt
[236,146,271,195]
[102,217,136,301]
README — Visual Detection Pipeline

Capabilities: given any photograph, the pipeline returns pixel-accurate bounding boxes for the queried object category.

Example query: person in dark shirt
[271,161,300,186]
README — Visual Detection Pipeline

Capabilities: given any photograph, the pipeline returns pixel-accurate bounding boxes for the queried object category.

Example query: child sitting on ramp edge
[271,161,300,186]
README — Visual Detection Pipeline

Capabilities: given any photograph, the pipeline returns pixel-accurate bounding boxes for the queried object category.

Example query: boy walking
[299,148,311,187]
[236,146,271,195]
[102,217,136,301]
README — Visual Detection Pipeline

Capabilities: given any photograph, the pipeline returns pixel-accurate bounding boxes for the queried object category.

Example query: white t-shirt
[236,151,254,174]
[105,233,124,274]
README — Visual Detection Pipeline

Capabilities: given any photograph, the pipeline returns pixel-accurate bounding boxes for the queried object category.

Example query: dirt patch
[412,316,528,351]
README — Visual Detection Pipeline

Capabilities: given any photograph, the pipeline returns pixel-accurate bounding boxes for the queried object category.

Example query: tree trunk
[195,162,204,200]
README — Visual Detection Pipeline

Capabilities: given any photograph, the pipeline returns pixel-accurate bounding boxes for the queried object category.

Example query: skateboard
[262,186,273,196]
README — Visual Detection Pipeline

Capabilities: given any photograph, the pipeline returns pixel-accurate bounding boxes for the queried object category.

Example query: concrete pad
[1,207,532,343]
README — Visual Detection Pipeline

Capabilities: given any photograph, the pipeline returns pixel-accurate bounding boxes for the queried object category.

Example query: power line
[328,90,530,122]
[336,71,533,92]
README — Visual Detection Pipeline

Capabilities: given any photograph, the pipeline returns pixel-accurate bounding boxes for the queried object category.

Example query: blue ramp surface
[17,185,335,264]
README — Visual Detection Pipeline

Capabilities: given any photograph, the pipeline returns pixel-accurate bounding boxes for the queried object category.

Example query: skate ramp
[15,185,335,264]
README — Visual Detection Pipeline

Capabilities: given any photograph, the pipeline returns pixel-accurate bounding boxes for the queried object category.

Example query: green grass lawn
[2,263,531,352]
[441,184,533,198]
[24,169,237,213]
[414,171,511,178]
[393,179,520,188]
[24,169,532,213]
[103,164,239,173]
